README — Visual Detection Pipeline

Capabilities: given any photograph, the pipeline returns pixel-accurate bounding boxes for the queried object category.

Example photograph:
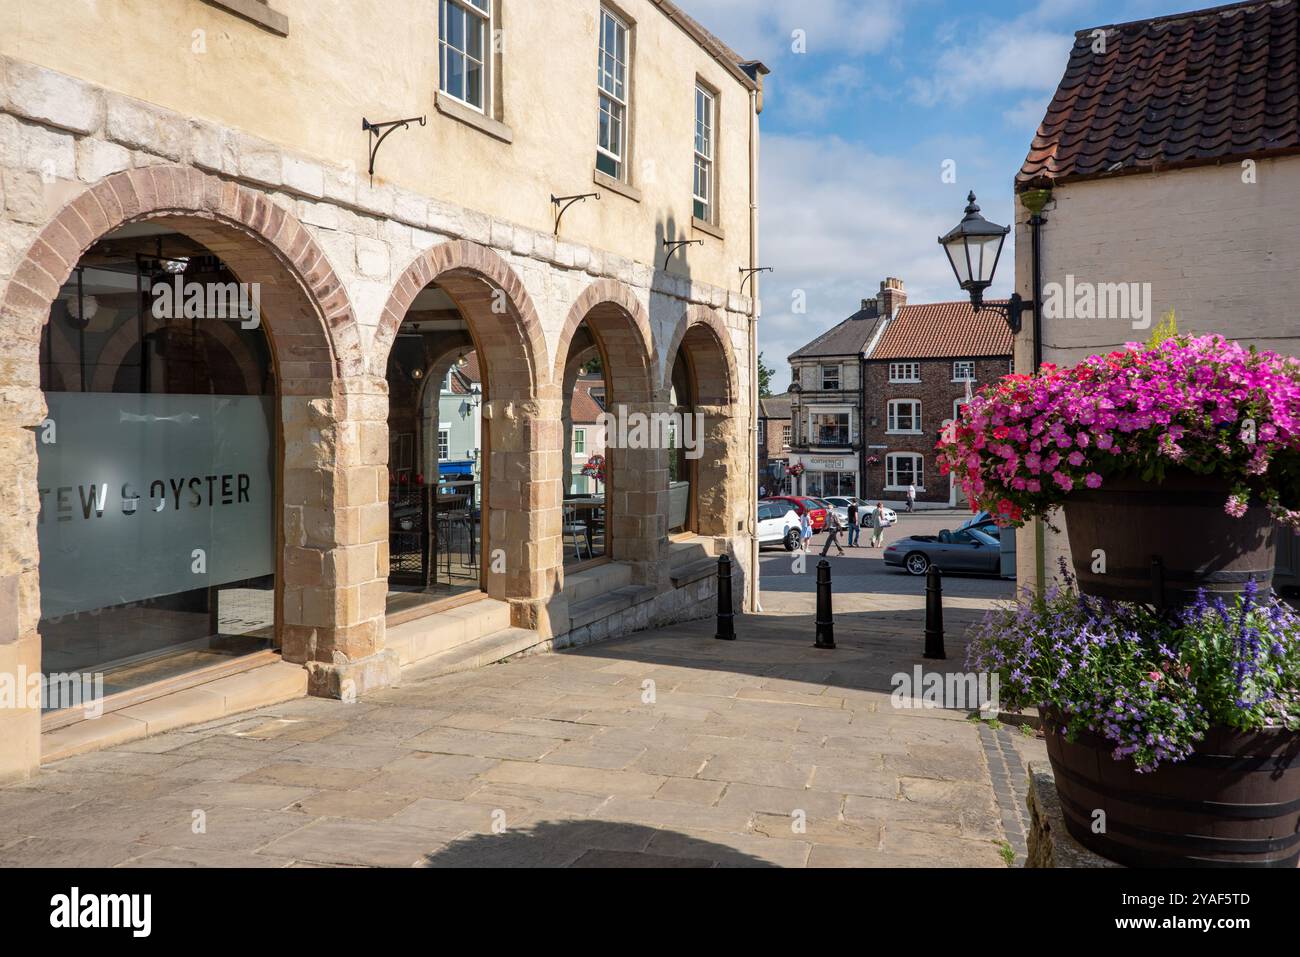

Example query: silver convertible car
[882,525,1001,576]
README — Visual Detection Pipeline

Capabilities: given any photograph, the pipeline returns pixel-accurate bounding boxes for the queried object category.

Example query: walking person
[907,483,916,513]
[800,511,813,552]
[846,501,860,548]
[871,502,888,548]
[820,508,846,557]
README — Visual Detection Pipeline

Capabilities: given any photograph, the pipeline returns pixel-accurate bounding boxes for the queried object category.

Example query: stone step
[670,557,722,588]
[400,627,543,682]
[568,584,659,631]
[383,597,513,667]
[668,538,715,571]
[563,561,633,605]
[41,660,307,763]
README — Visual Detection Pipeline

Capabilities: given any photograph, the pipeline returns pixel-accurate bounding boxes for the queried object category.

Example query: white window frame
[782,424,792,449]
[596,7,630,180]
[889,361,920,383]
[885,453,924,491]
[693,83,715,222]
[437,427,451,461]
[820,364,841,391]
[953,360,975,382]
[809,409,852,447]
[439,0,492,114]
[887,399,922,435]
[573,428,587,455]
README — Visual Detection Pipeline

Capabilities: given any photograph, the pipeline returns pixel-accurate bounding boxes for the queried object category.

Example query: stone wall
[0,56,757,781]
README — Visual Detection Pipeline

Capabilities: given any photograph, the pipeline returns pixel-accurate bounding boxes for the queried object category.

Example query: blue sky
[680,0,1202,391]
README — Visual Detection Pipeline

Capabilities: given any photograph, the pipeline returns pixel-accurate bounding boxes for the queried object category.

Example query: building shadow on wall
[421,818,775,868]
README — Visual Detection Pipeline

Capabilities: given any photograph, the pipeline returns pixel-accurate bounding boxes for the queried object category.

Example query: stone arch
[555,279,660,583]
[661,305,740,405]
[374,241,553,626]
[372,240,548,396]
[663,305,743,539]
[0,165,382,700]
[553,279,655,401]
[1,166,365,387]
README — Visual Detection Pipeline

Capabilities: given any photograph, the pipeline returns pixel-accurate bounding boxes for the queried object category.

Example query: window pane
[446,49,465,100]
[467,14,484,60]
[448,4,465,49]
[466,58,482,107]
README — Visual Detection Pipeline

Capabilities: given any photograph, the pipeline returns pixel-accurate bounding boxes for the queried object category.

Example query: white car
[757,501,802,551]
[823,497,898,528]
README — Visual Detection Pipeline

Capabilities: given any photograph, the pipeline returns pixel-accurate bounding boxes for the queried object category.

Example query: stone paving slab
[0,587,1036,868]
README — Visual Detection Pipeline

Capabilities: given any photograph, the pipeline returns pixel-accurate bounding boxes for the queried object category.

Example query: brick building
[860,301,1013,508]
[757,392,791,494]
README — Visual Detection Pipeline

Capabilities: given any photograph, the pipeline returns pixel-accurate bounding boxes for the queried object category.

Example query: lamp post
[938,192,1026,331]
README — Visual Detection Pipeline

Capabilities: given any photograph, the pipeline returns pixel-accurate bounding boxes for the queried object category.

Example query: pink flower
[1068,451,1085,467]
[1052,472,1073,492]
[1084,473,1103,489]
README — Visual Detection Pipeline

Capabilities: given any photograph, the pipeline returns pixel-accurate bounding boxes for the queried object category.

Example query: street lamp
[938,192,1026,334]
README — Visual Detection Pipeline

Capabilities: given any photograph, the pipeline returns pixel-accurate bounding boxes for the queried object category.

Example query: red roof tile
[868,302,1014,361]
[571,379,606,425]
[1018,0,1300,190]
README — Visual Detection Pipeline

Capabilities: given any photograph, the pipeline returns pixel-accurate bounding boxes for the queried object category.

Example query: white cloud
[909,27,1074,108]
[1003,93,1053,131]
[755,133,1017,391]
[677,0,905,62]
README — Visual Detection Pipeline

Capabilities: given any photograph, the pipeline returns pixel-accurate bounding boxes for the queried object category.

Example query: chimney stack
[877,277,906,317]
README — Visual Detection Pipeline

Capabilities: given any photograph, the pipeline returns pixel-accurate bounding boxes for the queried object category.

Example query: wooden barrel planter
[1043,711,1300,867]
[1063,472,1276,605]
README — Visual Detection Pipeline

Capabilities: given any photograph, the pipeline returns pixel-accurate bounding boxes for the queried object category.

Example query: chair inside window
[564,504,591,561]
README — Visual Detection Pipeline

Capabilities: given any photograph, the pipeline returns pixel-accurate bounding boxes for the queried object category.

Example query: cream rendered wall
[1012,155,1300,588]
[0,0,754,292]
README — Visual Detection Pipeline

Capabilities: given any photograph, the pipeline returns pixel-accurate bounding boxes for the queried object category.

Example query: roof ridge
[1076,0,1289,37]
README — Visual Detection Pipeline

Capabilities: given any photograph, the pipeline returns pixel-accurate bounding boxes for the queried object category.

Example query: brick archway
[374,241,555,631]
[0,165,383,715]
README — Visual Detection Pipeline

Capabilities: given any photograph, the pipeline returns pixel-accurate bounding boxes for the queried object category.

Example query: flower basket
[1042,706,1300,867]
[968,575,1300,867]
[1064,471,1277,604]
[939,334,1300,605]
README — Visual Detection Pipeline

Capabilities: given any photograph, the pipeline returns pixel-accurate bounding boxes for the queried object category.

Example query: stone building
[785,279,906,499]
[859,302,1012,509]
[0,0,766,780]
[1010,0,1300,591]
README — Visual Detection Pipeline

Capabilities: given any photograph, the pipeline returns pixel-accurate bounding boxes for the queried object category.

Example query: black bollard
[715,554,736,641]
[814,560,836,649]
[924,564,946,660]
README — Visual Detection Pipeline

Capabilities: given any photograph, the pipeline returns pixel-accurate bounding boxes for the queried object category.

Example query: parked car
[824,497,899,528]
[883,526,1002,576]
[958,510,1001,540]
[756,502,802,551]
[762,495,828,531]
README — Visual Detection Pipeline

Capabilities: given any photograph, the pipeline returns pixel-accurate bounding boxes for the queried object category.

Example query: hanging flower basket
[938,335,1300,603]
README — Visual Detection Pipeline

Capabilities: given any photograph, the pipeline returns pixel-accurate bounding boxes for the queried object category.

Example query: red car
[763,496,828,531]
